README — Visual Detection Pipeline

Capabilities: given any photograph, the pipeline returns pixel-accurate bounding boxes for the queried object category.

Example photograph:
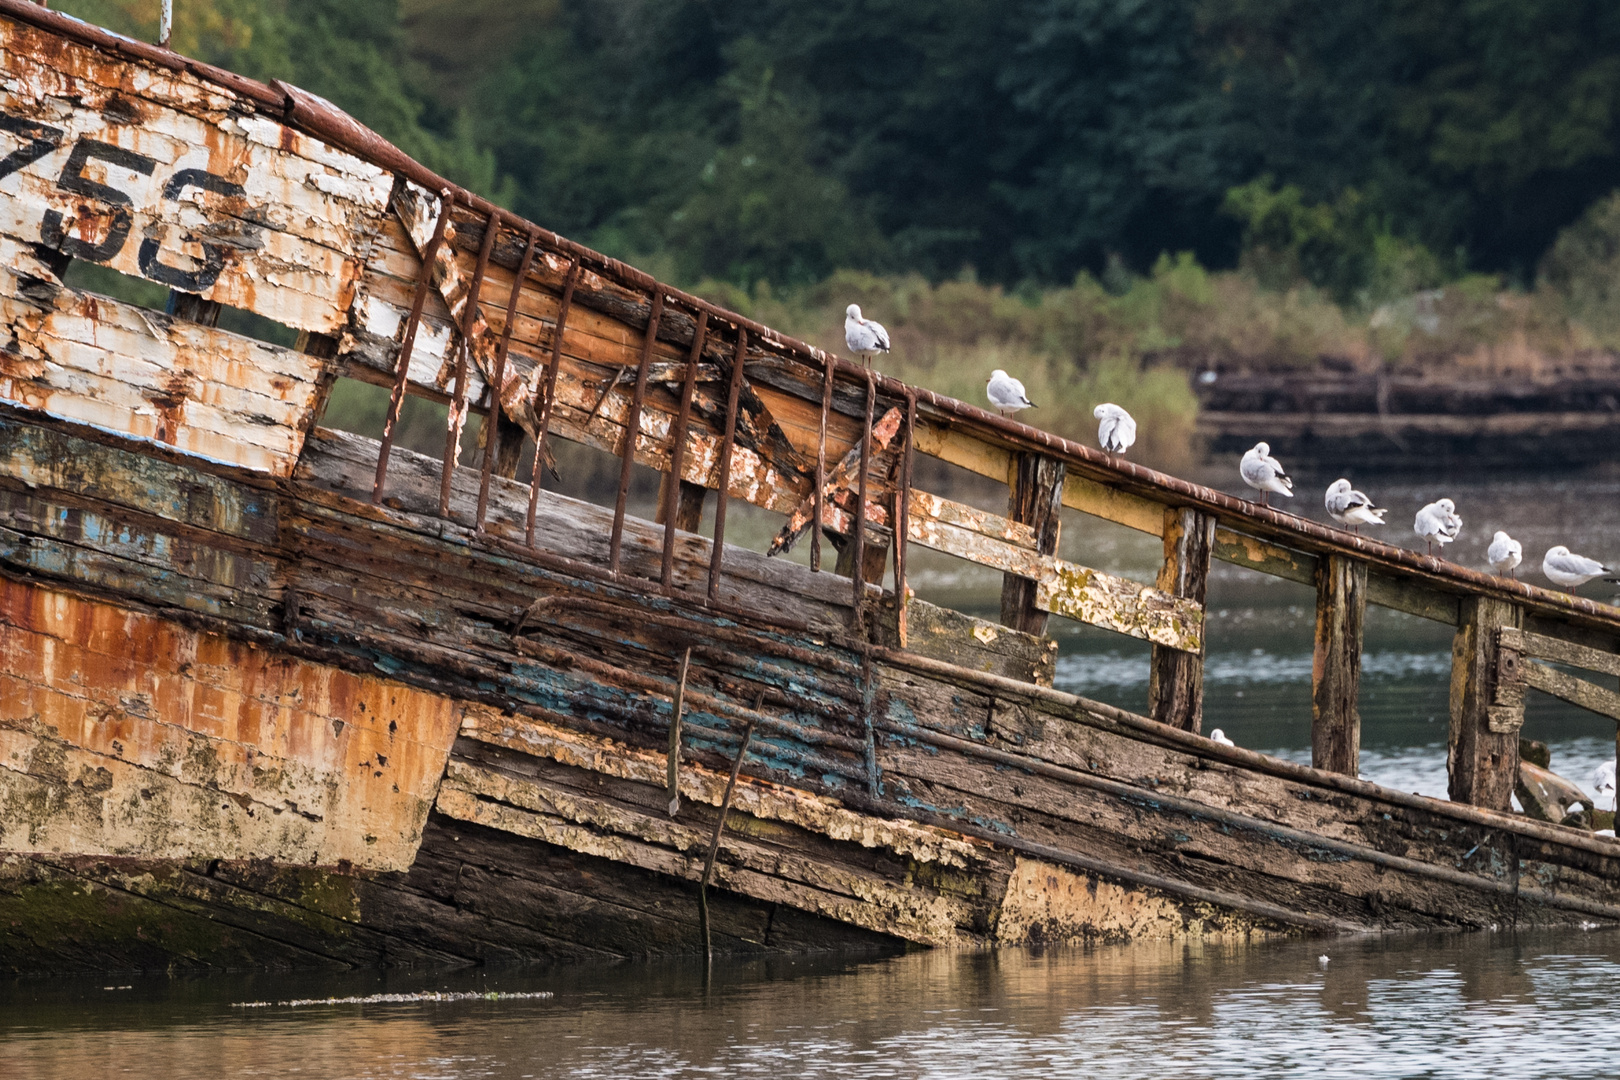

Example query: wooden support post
[1311,554,1367,775]
[999,453,1065,635]
[1448,596,1523,811]
[655,474,708,531]
[1148,506,1215,732]
[834,535,890,585]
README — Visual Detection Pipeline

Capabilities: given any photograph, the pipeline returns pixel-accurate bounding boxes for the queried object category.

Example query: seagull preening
[1209,728,1235,747]
[1541,545,1613,590]
[1487,531,1523,578]
[1324,479,1386,533]
[1094,403,1136,455]
[844,304,890,367]
[1240,442,1293,506]
[986,369,1035,418]
[1414,498,1461,556]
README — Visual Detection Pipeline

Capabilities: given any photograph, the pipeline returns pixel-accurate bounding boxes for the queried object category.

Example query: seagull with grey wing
[1240,442,1292,506]
[1414,498,1461,556]
[1487,531,1522,578]
[844,304,890,368]
[1093,403,1136,455]
[1324,478,1386,533]
[987,369,1035,418]
[1541,545,1613,590]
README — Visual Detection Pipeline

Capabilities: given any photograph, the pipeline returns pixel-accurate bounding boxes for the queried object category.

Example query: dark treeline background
[56,0,1620,293]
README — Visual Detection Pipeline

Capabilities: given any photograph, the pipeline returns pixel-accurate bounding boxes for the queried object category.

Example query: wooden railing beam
[1312,554,1367,776]
[1000,453,1065,635]
[1448,596,1523,810]
[1148,507,1215,732]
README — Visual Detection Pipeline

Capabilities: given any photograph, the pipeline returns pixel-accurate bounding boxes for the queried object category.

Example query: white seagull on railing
[1324,479,1386,533]
[844,304,890,367]
[1594,761,1616,811]
[1414,498,1461,556]
[1487,531,1522,578]
[1240,442,1293,506]
[1542,545,1613,590]
[1209,728,1235,747]
[987,369,1035,418]
[1094,403,1136,455]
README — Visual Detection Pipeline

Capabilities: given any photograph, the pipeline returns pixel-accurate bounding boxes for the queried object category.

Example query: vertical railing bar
[439,207,499,519]
[476,227,540,533]
[850,369,876,630]
[667,646,692,817]
[609,292,665,575]
[662,310,708,592]
[896,391,917,646]
[706,328,747,602]
[525,260,580,547]
[374,187,452,504]
[812,357,833,573]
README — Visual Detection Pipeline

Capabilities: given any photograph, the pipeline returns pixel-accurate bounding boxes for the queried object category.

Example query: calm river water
[5,470,1620,1077]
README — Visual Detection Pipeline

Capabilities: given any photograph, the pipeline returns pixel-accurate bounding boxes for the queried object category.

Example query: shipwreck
[3,2,1620,973]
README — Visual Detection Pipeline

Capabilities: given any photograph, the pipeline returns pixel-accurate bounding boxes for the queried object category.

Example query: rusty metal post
[706,329,747,601]
[609,292,664,575]
[850,370,876,630]
[667,646,692,816]
[661,311,708,592]
[374,188,452,504]
[476,228,539,533]
[439,208,498,519]
[525,260,579,547]
[812,359,833,573]
[698,718,756,961]
[895,392,917,646]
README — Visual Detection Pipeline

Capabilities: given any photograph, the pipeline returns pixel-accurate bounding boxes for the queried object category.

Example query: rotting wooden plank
[1148,507,1215,730]
[1366,569,1461,625]
[1500,626,1620,679]
[1035,562,1204,653]
[0,274,325,475]
[1522,660,1620,723]
[871,596,1057,687]
[0,414,279,542]
[1001,454,1065,635]
[0,22,392,333]
[1449,596,1522,810]
[1312,554,1367,775]
[1062,472,1167,536]
[1212,527,1317,586]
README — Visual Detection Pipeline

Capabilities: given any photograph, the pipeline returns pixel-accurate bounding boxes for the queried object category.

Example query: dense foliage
[54,0,1620,295]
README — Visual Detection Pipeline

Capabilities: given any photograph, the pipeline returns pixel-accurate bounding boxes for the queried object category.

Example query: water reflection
[4,932,1618,1078]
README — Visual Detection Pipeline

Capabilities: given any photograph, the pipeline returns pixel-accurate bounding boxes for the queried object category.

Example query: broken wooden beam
[1311,554,1367,775]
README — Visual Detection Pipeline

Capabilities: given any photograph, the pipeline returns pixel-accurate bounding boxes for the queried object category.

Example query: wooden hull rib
[1,0,1618,972]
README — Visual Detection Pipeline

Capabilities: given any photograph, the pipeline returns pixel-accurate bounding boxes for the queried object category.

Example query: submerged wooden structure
[2,3,1620,972]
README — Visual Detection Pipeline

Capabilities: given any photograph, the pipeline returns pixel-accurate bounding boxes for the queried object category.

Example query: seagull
[844,304,890,367]
[1094,403,1136,455]
[1209,728,1235,747]
[1324,479,1386,533]
[1487,531,1523,578]
[1318,955,1330,968]
[1542,545,1613,590]
[1414,498,1461,556]
[987,369,1035,418]
[1240,442,1293,506]
[1594,761,1616,810]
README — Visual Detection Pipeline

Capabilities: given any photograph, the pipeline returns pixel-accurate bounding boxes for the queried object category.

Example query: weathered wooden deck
[2,0,1620,972]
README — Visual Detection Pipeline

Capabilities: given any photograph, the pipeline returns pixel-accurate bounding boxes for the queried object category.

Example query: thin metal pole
[610,292,664,575]
[896,391,917,645]
[706,329,747,601]
[159,0,172,47]
[667,646,692,817]
[374,188,452,504]
[661,310,708,592]
[525,259,579,547]
[698,717,756,961]
[812,358,833,573]
[850,369,876,629]
[440,208,498,519]
[476,228,539,533]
